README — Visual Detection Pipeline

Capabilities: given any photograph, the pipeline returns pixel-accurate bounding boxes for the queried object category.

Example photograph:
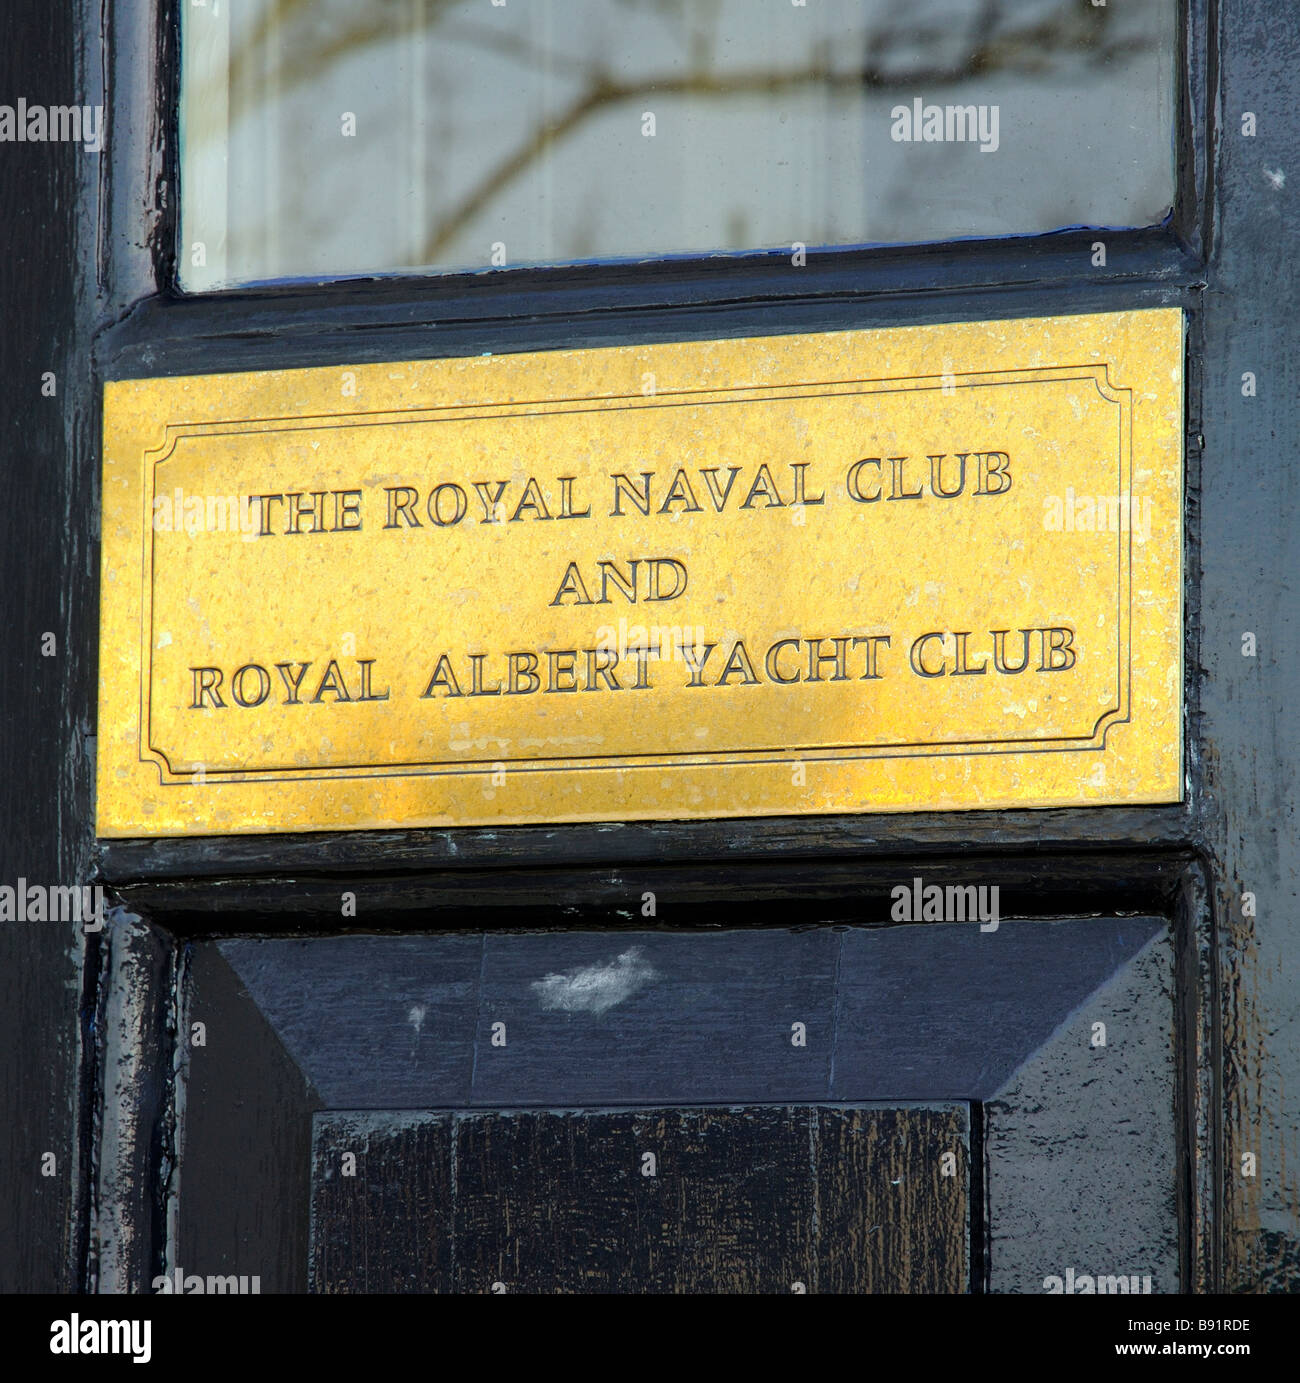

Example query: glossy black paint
[215,920,1163,1106]
[309,1105,970,1294]
[3,0,1297,1297]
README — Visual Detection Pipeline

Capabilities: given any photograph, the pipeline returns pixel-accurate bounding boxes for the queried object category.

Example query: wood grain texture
[815,1107,968,1295]
[311,1113,453,1294]
[310,1105,967,1294]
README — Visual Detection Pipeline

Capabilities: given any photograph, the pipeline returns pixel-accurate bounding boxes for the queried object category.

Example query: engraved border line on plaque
[133,363,1133,787]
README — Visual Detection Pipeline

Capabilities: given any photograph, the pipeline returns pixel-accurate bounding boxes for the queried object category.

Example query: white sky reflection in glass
[179,0,1177,291]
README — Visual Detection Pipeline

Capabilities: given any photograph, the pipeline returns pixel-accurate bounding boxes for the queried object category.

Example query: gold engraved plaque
[98,309,1183,837]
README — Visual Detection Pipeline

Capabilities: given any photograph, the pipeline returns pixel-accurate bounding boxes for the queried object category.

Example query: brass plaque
[98,309,1183,837]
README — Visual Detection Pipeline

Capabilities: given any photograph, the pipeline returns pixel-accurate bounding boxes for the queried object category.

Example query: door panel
[310,1106,968,1294]
[8,0,1300,1312]
[171,915,1174,1292]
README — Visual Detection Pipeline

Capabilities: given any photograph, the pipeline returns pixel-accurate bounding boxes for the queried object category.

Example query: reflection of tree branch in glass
[180,0,1175,290]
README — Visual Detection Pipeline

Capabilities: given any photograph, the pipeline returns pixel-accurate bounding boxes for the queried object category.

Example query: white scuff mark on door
[408,1004,427,1035]
[531,947,658,1016]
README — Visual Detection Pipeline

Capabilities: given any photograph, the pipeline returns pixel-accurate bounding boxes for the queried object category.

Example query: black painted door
[161,918,1175,1293]
[4,0,1300,1299]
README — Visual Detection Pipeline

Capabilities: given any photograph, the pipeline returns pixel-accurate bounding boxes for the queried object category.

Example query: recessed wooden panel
[814,1107,968,1294]
[311,1114,453,1294]
[98,310,1182,835]
[453,1107,819,1294]
[309,1105,968,1294]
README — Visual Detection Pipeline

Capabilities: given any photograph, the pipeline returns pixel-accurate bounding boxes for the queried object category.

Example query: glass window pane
[179,0,1178,291]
